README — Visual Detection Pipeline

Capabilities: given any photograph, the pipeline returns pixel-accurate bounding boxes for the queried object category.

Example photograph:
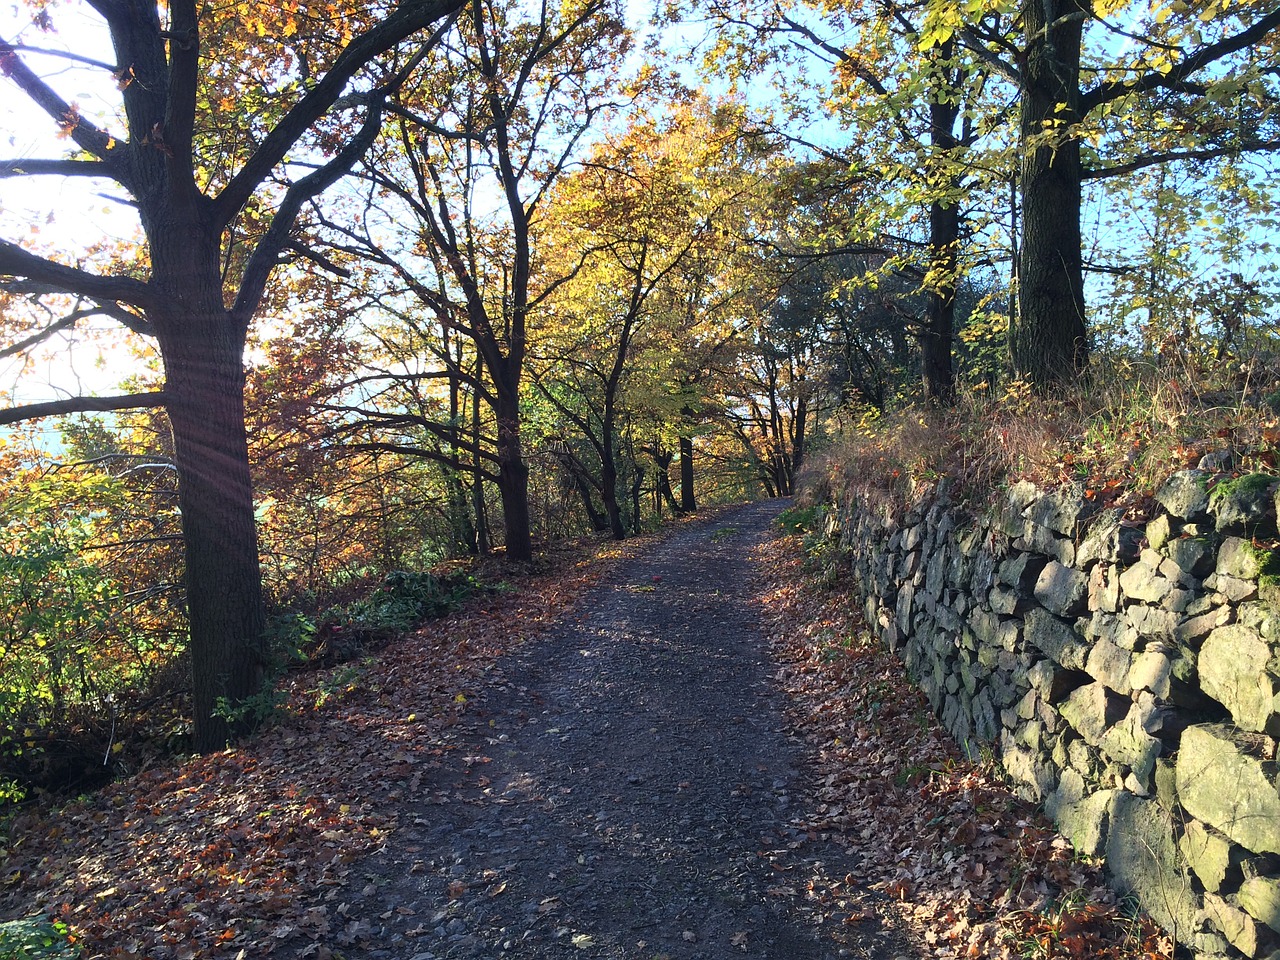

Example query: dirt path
[345,502,917,960]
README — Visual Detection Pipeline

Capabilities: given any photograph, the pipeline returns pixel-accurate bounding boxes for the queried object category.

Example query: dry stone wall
[822,470,1280,959]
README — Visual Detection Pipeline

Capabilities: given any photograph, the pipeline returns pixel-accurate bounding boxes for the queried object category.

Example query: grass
[802,352,1280,519]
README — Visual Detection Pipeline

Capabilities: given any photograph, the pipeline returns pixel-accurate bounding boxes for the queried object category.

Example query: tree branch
[1084,138,1280,179]
[0,158,116,179]
[0,241,154,310]
[0,36,124,176]
[1082,9,1280,113]
[211,0,465,229]
[0,391,168,425]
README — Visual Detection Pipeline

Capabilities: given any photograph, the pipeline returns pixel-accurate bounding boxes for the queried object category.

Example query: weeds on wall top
[800,352,1280,518]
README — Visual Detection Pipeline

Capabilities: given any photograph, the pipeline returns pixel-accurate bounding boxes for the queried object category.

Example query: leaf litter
[754,532,1174,960]
[0,506,1173,959]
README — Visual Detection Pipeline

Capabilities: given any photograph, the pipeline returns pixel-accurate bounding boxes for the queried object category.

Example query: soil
[341,501,919,960]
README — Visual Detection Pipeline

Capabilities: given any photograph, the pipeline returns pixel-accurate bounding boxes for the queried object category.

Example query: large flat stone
[1177,724,1280,855]
[1105,793,1202,945]
[1178,820,1240,894]
[1025,607,1090,670]
[1035,560,1089,617]
[1060,681,1126,746]
[1198,623,1280,734]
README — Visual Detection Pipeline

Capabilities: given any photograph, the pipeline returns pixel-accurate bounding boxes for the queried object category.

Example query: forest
[0,0,1277,805]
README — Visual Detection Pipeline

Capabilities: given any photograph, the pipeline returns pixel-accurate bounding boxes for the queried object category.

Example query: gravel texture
[343,501,919,960]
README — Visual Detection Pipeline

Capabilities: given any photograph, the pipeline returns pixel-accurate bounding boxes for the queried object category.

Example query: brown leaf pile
[753,534,1174,960]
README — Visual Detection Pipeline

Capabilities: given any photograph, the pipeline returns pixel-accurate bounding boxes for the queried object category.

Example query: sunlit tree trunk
[1013,0,1090,387]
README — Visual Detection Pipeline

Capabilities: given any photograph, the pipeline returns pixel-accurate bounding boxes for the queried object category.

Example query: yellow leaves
[917,0,1015,50]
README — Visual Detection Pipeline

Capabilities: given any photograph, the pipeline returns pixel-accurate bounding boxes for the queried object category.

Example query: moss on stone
[1209,471,1276,503]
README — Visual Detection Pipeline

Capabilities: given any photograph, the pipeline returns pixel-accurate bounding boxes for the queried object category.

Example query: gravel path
[345,501,918,960]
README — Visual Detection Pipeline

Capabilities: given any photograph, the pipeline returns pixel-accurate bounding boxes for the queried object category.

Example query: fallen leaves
[752,534,1174,960]
[0,537,632,959]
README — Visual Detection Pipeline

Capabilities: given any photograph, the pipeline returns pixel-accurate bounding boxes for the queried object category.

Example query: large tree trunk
[1013,0,1091,387]
[155,301,266,752]
[494,390,532,561]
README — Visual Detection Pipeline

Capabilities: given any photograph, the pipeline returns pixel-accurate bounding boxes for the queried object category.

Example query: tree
[951,0,1280,386]
[695,0,1008,405]
[533,96,765,538]
[308,0,633,560]
[0,0,465,749]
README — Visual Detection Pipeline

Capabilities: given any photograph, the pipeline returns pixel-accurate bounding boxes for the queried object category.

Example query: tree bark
[150,266,266,752]
[678,433,696,512]
[1013,0,1091,387]
[494,390,532,561]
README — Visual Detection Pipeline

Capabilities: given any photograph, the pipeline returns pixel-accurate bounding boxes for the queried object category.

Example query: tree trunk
[156,303,266,752]
[922,50,960,406]
[678,434,697,512]
[1013,0,1091,387]
[494,390,532,561]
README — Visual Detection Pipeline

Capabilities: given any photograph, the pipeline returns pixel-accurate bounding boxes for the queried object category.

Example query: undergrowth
[803,353,1280,517]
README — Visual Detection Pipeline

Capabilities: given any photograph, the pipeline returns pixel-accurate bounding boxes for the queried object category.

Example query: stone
[1119,556,1176,604]
[1175,606,1234,645]
[1018,521,1073,565]
[1155,469,1212,521]
[1087,637,1134,694]
[1099,703,1161,784]
[995,480,1039,537]
[1161,587,1196,613]
[1077,509,1127,567]
[1218,536,1267,579]
[1211,574,1260,603]
[1028,658,1083,703]
[1046,768,1113,856]
[1202,892,1265,956]
[968,607,1001,646]
[989,585,1019,615]
[1001,734,1056,801]
[1177,724,1280,855]
[997,553,1045,594]
[1154,757,1178,811]
[1147,514,1175,551]
[1025,607,1091,670]
[1088,563,1120,613]
[1239,876,1280,934]
[1128,605,1179,640]
[1034,560,1089,617]
[1211,472,1279,533]
[1105,793,1201,945]
[1028,483,1099,536]
[1198,624,1280,734]
[1166,535,1217,577]
[1179,820,1241,894]
[1060,681,1126,746]
[1129,650,1173,698]
[896,583,914,635]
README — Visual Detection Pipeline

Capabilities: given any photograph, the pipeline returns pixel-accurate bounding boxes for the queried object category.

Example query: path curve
[347,501,917,960]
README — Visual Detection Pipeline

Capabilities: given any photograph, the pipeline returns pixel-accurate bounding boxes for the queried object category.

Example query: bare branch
[1082,9,1280,113]
[0,36,125,175]
[0,391,168,426]
[0,158,116,179]
[212,2,464,229]
[1085,138,1280,179]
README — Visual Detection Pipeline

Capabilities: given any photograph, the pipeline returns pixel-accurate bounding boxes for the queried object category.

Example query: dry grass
[804,352,1280,517]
